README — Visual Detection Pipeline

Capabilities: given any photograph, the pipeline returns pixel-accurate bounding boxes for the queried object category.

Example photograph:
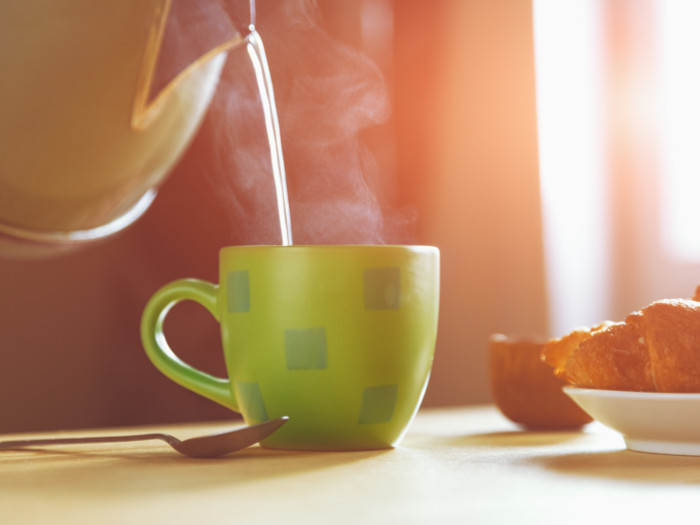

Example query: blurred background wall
[1,0,699,433]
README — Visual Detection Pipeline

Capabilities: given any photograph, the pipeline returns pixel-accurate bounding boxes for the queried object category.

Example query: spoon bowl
[0,417,288,458]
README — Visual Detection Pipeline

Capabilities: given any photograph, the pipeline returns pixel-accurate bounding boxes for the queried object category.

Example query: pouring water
[246,0,293,246]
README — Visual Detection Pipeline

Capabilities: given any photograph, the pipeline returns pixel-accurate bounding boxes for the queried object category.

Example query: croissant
[542,289,700,393]
[627,298,700,392]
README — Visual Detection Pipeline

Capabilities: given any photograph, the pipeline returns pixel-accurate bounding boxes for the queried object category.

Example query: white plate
[564,387,700,456]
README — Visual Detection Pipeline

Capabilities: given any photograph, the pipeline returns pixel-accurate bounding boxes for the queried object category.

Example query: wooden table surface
[1,405,698,524]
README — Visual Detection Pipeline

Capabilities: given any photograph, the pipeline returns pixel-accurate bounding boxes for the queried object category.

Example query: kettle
[0,0,243,252]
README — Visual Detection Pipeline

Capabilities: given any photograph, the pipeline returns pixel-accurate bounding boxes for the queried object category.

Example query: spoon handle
[0,433,171,451]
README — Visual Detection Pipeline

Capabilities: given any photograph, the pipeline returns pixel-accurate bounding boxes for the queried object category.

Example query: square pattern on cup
[228,263,407,433]
[358,384,398,424]
[284,327,328,370]
[237,381,268,422]
[363,266,401,310]
[226,270,250,312]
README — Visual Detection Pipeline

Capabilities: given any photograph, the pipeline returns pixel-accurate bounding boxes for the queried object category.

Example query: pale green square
[284,327,327,370]
[237,381,268,423]
[227,270,250,312]
[358,384,398,424]
[363,266,401,310]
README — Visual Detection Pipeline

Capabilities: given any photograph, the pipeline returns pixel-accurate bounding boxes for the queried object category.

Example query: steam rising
[170,0,412,245]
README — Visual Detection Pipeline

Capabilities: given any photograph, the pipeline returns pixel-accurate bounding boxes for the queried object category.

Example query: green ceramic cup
[140,245,440,450]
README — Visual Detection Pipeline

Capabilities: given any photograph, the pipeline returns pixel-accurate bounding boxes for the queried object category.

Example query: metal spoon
[0,417,288,458]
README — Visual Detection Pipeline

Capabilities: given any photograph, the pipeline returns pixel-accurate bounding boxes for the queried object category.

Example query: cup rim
[219,244,439,253]
[219,245,440,260]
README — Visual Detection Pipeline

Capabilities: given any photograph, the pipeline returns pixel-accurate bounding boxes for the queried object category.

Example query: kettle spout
[131,0,244,131]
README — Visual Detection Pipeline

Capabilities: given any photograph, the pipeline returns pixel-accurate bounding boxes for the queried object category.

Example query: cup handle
[140,278,239,412]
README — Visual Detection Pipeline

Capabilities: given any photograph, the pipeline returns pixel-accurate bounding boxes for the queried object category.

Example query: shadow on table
[410,429,588,449]
[523,449,700,484]
[441,428,700,485]
[409,428,700,484]
[0,444,391,495]
[451,426,700,484]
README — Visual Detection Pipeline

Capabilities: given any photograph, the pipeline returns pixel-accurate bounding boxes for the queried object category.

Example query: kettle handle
[140,279,239,412]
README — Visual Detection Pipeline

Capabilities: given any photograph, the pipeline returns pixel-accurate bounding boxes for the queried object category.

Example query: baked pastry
[542,289,700,392]
[541,321,611,379]
[627,299,700,392]
[542,321,653,391]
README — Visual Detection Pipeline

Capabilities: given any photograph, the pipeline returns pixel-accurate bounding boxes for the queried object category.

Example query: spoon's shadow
[0,437,393,497]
